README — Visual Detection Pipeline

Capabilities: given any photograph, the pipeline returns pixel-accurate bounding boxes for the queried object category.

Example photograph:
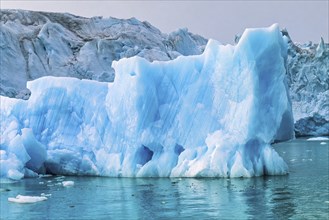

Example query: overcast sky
[1,1,328,44]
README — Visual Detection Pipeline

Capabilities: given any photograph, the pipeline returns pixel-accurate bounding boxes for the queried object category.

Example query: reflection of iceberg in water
[271,185,296,219]
[240,176,296,219]
[0,24,294,179]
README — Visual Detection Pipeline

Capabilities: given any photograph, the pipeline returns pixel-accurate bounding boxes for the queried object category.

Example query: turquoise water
[1,139,328,219]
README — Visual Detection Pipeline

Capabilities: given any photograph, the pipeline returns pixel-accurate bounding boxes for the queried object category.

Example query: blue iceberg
[0,24,294,179]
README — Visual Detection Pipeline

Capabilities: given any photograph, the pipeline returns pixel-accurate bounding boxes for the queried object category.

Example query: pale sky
[1,0,328,44]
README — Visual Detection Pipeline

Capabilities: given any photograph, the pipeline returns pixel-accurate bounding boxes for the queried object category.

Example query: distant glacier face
[284,36,329,137]
[0,9,206,99]
[0,24,294,179]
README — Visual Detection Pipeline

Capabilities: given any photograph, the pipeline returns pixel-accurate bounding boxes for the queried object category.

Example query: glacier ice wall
[0,24,294,179]
[0,9,206,99]
[283,33,329,136]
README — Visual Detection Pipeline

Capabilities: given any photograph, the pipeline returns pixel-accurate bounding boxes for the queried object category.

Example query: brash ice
[0,24,294,179]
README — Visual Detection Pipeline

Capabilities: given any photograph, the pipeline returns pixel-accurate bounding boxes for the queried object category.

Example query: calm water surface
[1,139,328,219]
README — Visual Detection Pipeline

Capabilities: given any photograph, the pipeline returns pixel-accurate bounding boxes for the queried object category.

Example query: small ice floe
[55,176,65,180]
[39,181,44,184]
[8,195,47,203]
[320,142,327,145]
[62,181,74,187]
[40,193,52,197]
[307,137,329,141]
[302,158,313,162]
[39,174,53,178]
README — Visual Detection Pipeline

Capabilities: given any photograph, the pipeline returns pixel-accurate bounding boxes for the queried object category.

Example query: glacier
[283,33,329,136]
[0,9,206,99]
[0,24,294,179]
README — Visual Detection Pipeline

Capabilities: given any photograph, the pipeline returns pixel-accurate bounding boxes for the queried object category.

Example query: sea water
[0,139,328,219]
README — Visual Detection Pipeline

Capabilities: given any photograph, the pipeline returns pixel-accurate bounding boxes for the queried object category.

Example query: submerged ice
[0,24,294,179]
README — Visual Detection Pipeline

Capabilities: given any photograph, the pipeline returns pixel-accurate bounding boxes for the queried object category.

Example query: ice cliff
[0,23,294,179]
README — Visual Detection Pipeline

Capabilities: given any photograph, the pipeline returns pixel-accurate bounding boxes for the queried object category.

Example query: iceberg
[0,24,294,179]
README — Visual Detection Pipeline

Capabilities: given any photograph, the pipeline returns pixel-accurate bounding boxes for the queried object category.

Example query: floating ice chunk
[39,174,53,178]
[40,193,52,197]
[307,137,329,141]
[54,176,65,180]
[8,195,47,203]
[320,142,327,145]
[62,181,74,187]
